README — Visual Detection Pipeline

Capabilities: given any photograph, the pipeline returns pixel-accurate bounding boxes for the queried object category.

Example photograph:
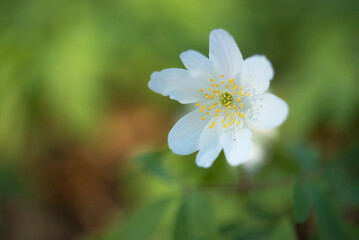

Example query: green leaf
[293,181,312,223]
[291,144,318,173]
[270,217,297,240]
[173,191,218,240]
[134,151,172,181]
[310,187,349,240]
[101,197,172,240]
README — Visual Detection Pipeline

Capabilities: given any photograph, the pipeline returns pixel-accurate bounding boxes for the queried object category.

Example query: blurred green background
[0,0,358,239]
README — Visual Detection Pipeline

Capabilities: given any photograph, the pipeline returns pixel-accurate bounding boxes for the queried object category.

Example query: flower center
[195,74,252,129]
[219,92,233,106]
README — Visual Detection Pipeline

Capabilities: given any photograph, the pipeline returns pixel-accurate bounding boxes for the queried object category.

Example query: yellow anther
[211,105,215,109]
[225,113,228,117]
[208,88,212,91]
[231,92,234,96]
[228,117,231,121]
[233,82,236,85]
[247,93,251,96]
[227,106,231,109]
[196,103,201,106]
[237,122,239,126]
[232,119,235,122]
[232,113,234,117]
[216,84,219,87]
[214,102,219,105]
[200,109,203,113]
[212,90,217,93]
[206,112,210,115]
[241,113,245,118]
[237,112,240,115]
[200,89,203,92]
[220,81,224,84]
[221,75,224,78]
[207,108,211,111]
[201,117,205,120]
[210,79,214,82]
[205,93,208,96]
[240,105,243,109]
[215,109,220,113]
[237,97,241,102]
[212,122,215,125]
[229,78,234,83]
[209,125,213,129]
[224,124,227,128]
[233,105,237,110]
[206,96,210,99]
[229,122,232,125]
[223,109,226,112]
[226,84,229,89]
[222,120,224,123]
[240,87,242,89]
[212,84,216,87]
[211,94,214,98]
[214,114,219,116]
[238,91,242,95]
[233,86,237,91]
[225,102,230,106]
[202,105,206,108]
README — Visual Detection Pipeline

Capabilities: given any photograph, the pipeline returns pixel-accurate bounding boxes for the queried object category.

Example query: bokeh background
[0,0,358,239]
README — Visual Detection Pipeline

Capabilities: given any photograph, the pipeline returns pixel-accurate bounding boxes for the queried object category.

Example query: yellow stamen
[224,124,227,128]
[206,112,210,115]
[214,114,219,116]
[229,122,232,125]
[208,88,211,91]
[247,93,251,96]
[241,113,245,118]
[200,89,203,92]
[215,109,220,113]
[196,103,201,106]
[221,75,224,78]
[210,79,214,82]
[227,106,231,109]
[201,117,205,120]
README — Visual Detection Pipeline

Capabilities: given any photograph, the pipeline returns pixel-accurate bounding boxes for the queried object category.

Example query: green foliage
[310,187,349,240]
[270,217,297,240]
[293,181,312,223]
[173,191,218,240]
[99,197,173,240]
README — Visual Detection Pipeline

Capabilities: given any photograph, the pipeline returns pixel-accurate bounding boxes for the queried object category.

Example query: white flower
[148,29,288,168]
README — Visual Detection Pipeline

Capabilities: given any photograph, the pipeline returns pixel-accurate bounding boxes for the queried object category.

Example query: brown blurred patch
[11,105,171,239]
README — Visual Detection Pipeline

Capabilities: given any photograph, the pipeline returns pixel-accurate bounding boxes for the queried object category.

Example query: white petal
[196,120,222,168]
[209,29,243,78]
[148,69,206,104]
[168,109,209,155]
[246,93,289,129]
[180,50,215,82]
[239,55,274,95]
[220,125,253,166]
